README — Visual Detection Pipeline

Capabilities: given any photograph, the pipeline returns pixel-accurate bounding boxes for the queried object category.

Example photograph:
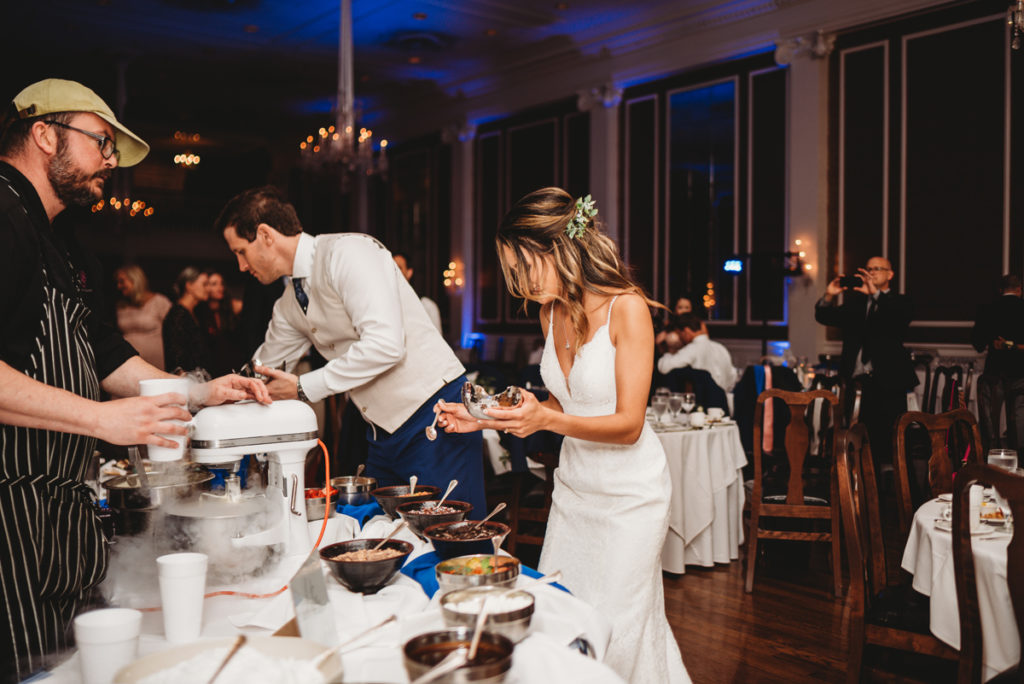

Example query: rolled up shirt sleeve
[297,237,407,403]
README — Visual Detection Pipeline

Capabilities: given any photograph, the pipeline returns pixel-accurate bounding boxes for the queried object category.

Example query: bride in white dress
[437,187,689,683]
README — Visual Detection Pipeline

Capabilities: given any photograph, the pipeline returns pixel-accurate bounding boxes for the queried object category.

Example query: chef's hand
[255,365,299,401]
[195,374,272,406]
[95,394,191,448]
[476,390,545,438]
[435,400,483,434]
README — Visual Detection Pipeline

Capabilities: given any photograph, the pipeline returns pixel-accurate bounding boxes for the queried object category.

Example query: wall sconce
[784,238,813,275]
[443,259,464,291]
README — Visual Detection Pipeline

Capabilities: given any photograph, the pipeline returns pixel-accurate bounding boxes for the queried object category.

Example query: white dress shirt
[254,232,465,433]
[657,334,738,392]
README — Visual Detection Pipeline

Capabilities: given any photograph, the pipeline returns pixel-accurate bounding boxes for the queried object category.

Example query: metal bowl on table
[329,475,377,506]
[104,466,213,536]
[440,586,535,642]
[305,487,339,521]
[403,627,514,684]
[435,554,520,594]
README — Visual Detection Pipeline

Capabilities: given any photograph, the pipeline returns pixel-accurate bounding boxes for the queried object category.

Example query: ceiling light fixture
[299,0,387,183]
[1010,0,1024,49]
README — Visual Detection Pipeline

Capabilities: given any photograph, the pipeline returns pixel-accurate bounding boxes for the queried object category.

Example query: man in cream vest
[216,186,485,513]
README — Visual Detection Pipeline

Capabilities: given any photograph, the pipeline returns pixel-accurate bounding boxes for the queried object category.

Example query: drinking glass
[988,448,1018,472]
[654,387,671,400]
[668,393,684,423]
[681,392,696,416]
[651,397,669,425]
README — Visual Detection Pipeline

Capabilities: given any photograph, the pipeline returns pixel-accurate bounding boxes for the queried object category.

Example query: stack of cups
[157,552,208,643]
[138,378,191,462]
[73,608,142,684]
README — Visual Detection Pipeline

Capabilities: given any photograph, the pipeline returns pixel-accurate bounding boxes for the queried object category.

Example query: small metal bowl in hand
[403,627,514,684]
[461,382,523,420]
[371,484,442,519]
[424,521,511,560]
[305,487,338,521]
[330,475,378,506]
[396,500,473,541]
[319,538,414,594]
[440,586,535,643]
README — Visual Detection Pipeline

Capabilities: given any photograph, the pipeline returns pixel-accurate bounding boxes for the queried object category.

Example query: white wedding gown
[538,297,690,684]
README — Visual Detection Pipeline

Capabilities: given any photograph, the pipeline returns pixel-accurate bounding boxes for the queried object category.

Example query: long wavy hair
[496,187,661,355]
[116,264,151,307]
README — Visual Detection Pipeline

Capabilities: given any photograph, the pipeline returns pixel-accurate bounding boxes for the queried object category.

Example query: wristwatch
[296,376,310,402]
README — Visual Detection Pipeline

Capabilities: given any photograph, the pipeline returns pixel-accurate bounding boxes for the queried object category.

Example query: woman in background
[115,265,172,370]
[196,270,245,376]
[162,267,212,374]
[437,188,688,683]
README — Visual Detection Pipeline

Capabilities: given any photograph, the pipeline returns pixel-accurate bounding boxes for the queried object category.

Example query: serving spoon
[409,474,418,495]
[371,519,408,551]
[469,502,506,530]
[311,614,396,668]
[432,479,458,509]
[207,634,247,684]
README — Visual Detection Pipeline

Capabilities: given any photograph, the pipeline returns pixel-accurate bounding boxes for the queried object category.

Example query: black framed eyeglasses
[45,120,119,161]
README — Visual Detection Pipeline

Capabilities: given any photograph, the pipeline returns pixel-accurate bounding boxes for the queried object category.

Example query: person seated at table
[436,187,689,684]
[655,295,697,353]
[656,313,738,392]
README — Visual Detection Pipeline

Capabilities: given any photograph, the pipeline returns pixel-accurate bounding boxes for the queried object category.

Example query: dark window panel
[565,112,591,200]
[625,97,658,297]
[477,133,502,323]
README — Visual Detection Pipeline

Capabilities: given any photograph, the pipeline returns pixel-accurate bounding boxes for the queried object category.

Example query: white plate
[112,636,343,683]
[933,519,992,535]
[936,493,952,502]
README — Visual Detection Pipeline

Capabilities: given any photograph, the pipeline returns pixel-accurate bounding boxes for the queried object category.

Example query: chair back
[657,367,730,414]
[894,409,984,540]
[928,364,965,413]
[837,424,887,597]
[910,351,934,412]
[752,389,839,507]
[506,451,560,554]
[952,463,1024,684]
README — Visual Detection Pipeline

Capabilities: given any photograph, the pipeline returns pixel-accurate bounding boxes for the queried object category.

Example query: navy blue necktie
[293,278,309,314]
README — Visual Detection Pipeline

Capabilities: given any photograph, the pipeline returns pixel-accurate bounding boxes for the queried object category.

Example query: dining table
[653,416,748,574]
[901,497,1018,681]
[44,512,624,683]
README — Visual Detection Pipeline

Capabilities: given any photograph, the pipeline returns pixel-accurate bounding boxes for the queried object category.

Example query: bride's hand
[436,399,482,434]
[478,390,545,438]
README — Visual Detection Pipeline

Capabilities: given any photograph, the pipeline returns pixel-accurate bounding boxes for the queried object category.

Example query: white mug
[689,412,707,428]
[707,407,725,421]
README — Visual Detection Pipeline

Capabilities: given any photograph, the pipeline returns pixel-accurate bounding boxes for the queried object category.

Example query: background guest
[114,264,172,370]
[815,256,917,474]
[657,313,738,392]
[196,270,246,376]
[972,273,1024,453]
[162,266,212,373]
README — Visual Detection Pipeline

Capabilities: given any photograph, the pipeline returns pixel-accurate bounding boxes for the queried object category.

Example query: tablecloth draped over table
[901,498,1018,681]
[657,423,747,574]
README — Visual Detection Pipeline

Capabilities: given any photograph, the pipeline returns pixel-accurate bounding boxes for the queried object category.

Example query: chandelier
[298,0,388,179]
[1011,0,1024,50]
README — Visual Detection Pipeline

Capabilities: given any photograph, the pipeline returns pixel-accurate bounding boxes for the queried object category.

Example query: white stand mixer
[189,400,319,562]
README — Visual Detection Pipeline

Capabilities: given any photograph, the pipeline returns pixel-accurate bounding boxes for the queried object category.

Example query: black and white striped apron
[0,266,108,681]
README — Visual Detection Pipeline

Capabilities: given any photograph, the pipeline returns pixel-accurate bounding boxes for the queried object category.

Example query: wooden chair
[928,363,974,414]
[745,388,842,596]
[911,351,935,413]
[893,409,984,540]
[838,424,959,683]
[505,451,559,554]
[952,463,1024,684]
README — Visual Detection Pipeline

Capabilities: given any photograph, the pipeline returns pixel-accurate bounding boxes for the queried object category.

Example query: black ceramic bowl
[319,538,413,594]
[371,485,441,519]
[423,521,511,560]
[403,627,513,683]
[396,500,473,541]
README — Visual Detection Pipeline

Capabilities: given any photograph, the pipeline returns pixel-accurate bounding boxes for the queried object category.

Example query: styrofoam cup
[73,608,142,684]
[139,378,190,461]
[157,552,207,643]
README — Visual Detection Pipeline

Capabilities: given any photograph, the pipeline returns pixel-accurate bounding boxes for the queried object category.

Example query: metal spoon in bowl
[410,647,468,684]
[409,474,418,495]
[311,614,396,668]
[431,479,458,510]
[469,502,506,530]
[467,594,491,660]
[355,463,365,478]
[371,519,408,551]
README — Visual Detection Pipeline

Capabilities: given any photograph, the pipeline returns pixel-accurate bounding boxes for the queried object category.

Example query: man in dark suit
[815,256,917,469]
[972,274,1024,454]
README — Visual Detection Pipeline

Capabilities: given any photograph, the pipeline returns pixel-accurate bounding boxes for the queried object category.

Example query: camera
[838,275,862,289]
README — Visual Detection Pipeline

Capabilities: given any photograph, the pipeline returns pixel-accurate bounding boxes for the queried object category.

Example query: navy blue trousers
[364,376,487,517]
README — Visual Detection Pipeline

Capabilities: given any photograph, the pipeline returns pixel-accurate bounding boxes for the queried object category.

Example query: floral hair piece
[566,194,597,239]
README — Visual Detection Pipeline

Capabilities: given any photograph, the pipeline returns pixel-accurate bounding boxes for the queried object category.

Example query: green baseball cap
[11,78,149,167]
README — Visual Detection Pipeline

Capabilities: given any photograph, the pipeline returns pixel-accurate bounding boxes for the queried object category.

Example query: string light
[91,197,155,218]
[443,260,464,290]
[173,153,201,167]
[703,280,716,310]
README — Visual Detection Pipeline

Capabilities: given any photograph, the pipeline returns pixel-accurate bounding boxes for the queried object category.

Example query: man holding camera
[815,256,917,471]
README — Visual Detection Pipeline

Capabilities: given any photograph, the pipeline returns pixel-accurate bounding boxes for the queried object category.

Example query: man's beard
[47,144,110,208]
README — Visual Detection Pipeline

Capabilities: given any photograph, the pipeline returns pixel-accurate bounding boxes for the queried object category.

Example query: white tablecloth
[901,498,1018,681]
[46,516,623,684]
[656,421,748,574]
